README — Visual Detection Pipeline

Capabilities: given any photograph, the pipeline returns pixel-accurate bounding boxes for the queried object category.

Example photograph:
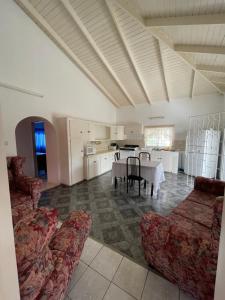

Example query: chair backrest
[139,151,151,161]
[126,156,141,177]
[114,152,120,161]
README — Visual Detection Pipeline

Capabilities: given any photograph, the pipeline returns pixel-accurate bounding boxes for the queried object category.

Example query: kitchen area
[57,117,181,186]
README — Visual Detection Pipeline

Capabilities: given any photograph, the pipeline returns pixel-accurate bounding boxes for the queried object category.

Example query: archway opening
[15,116,60,190]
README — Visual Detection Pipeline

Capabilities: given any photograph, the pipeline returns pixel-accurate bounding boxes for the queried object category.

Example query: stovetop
[120,144,139,151]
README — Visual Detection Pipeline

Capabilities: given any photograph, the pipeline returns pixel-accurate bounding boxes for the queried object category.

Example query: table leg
[114,177,117,189]
[151,184,154,197]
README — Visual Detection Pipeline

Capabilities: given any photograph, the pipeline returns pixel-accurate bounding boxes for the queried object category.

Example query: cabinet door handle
[80,131,83,133]
[88,131,91,133]
[93,161,96,163]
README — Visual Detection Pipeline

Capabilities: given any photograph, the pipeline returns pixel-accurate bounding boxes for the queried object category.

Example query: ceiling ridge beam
[15,0,120,107]
[109,0,223,95]
[156,40,170,101]
[190,70,195,98]
[197,65,225,73]
[145,13,225,27]
[175,44,225,55]
[106,0,152,104]
[60,0,136,107]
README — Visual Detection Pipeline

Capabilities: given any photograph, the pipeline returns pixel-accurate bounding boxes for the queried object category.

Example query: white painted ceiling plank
[60,0,136,107]
[16,0,120,107]
[106,0,152,104]
[175,44,225,55]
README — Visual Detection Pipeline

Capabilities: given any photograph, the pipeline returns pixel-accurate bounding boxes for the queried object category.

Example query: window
[144,126,174,148]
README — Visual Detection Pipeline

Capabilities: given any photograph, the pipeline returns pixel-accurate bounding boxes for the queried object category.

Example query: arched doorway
[15,116,60,188]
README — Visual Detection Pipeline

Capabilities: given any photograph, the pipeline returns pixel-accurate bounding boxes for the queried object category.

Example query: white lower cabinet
[151,150,179,174]
[85,151,116,180]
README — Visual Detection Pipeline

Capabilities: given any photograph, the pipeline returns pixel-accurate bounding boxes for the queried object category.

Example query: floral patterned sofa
[140,176,225,300]
[7,156,43,225]
[14,207,92,300]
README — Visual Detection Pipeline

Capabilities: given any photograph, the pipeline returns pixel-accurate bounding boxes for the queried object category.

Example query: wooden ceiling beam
[106,0,152,104]
[190,70,196,98]
[175,44,225,55]
[145,14,225,27]
[157,40,170,102]
[60,0,136,107]
[197,65,225,73]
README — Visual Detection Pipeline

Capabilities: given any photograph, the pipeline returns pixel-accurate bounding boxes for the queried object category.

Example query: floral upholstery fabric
[140,176,225,300]
[173,200,214,228]
[7,156,43,225]
[14,208,92,300]
[12,202,33,227]
[194,176,225,196]
[187,189,217,208]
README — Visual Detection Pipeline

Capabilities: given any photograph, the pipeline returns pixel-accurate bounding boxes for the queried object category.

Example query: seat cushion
[12,202,33,226]
[173,200,214,229]
[187,190,216,208]
[10,191,32,208]
[14,208,58,267]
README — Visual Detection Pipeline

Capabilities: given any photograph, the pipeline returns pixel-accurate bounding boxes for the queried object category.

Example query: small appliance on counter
[109,142,119,151]
[85,144,96,155]
[119,144,139,159]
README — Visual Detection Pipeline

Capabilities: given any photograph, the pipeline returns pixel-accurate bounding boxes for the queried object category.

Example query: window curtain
[144,126,174,148]
[35,128,46,153]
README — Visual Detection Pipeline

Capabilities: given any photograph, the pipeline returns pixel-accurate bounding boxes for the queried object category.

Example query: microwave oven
[85,145,96,155]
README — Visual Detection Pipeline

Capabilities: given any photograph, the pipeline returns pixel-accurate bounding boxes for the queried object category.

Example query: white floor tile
[142,272,179,300]
[69,267,110,300]
[80,237,103,265]
[91,246,123,280]
[103,283,136,300]
[113,257,148,300]
[67,261,88,292]
[180,291,195,300]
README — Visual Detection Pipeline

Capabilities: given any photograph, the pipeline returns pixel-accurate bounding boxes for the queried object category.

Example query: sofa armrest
[140,212,170,249]
[49,211,92,257]
[194,176,225,196]
[15,176,43,208]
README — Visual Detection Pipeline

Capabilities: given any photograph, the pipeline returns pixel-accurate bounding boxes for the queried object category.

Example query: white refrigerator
[184,129,220,178]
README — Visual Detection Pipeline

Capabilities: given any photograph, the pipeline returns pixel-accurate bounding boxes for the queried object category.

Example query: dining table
[112,158,165,197]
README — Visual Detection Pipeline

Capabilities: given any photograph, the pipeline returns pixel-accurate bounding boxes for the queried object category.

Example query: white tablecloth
[112,159,165,197]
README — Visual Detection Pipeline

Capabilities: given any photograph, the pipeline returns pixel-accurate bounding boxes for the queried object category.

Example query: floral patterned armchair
[7,156,43,225]
[140,177,225,300]
[14,207,92,300]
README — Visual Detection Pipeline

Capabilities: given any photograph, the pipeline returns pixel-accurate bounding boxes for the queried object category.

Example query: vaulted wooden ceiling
[16,0,225,107]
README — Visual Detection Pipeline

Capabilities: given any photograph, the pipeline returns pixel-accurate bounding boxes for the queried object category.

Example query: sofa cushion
[12,202,33,226]
[10,191,32,208]
[187,190,216,208]
[14,208,58,267]
[18,246,54,300]
[173,200,214,229]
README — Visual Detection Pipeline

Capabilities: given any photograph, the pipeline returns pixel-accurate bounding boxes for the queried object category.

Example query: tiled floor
[65,237,194,300]
[39,171,192,266]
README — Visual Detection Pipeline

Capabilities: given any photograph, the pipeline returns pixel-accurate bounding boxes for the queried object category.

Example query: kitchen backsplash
[90,140,112,152]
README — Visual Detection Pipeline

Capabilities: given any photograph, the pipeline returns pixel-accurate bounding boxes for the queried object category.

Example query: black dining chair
[114,152,120,161]
[139,151,151,161]
[114,151,125,187]
[126,157,145,196]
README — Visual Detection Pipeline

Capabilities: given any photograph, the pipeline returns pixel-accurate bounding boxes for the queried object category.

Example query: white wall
[117,95,224,141]
[0,106,20,300]
[0,0,116,157]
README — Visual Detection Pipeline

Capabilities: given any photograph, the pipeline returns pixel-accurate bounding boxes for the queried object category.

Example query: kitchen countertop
[85,149,118,157]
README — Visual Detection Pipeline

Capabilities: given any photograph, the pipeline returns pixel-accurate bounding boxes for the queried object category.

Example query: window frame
[144,125,175,149]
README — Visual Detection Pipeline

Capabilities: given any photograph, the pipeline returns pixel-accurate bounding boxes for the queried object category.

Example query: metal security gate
[185,112,225,186]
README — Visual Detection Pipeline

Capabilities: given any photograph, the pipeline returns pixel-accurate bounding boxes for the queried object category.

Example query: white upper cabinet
[69,119,95,142]
[110,125,125,140]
